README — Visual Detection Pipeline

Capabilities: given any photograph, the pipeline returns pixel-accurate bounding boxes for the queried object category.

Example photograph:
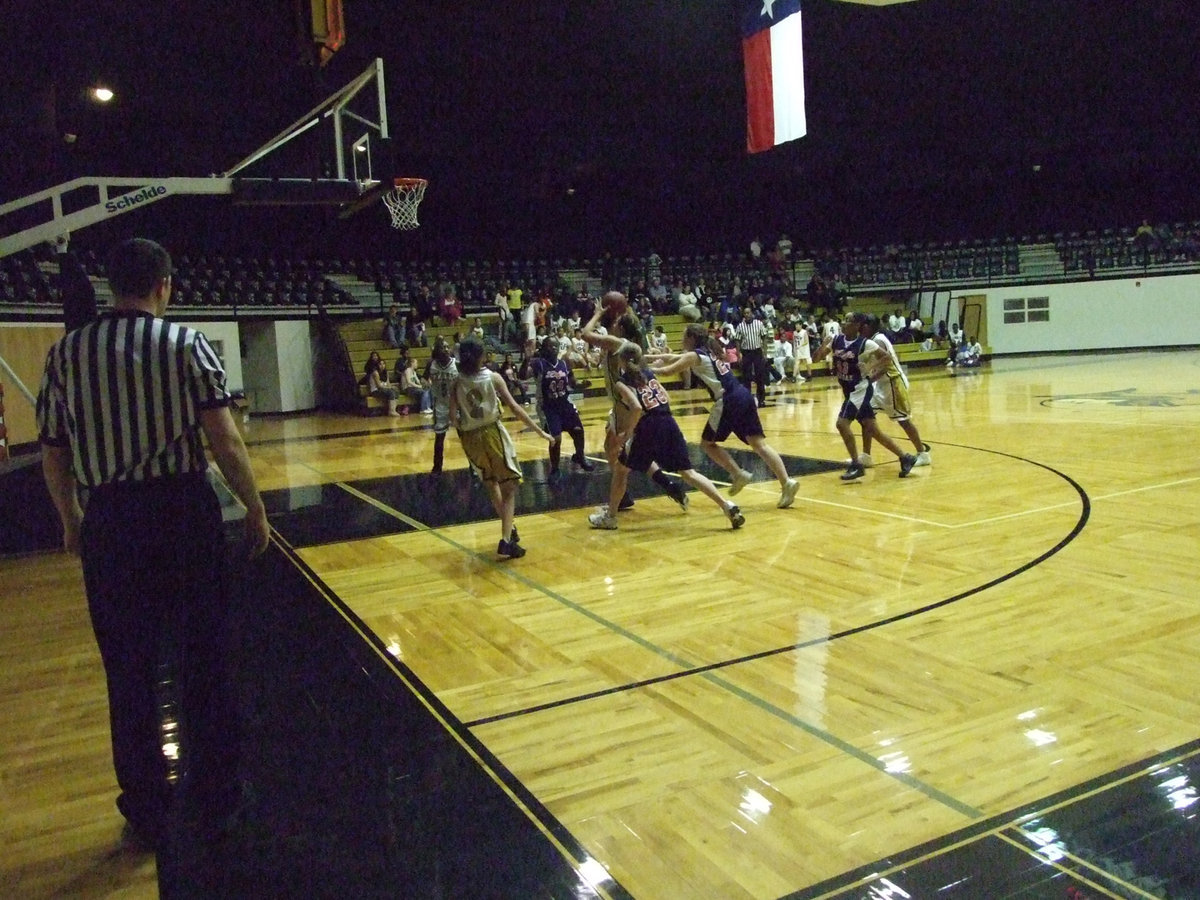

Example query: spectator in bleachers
[535,291,554,334]
[760,296,777,327]
[678,283,702,322]
[416,284,437,322]
[505,281,524,325]
[806,272,829,309]
[711,285,735,325]
[648,276,668,311]
[729,276,746,305]
[521,298,538,356]
[1133,219,1155,266]
[832,273,848,303]
[646,250,662,281]
[383,305,405,349]
[564,304,582,334]
[599,251,617,287]
[398,356,432,415]
[439,288,463,326]
[554,326,573,360]
[766,244,785,281]
[948,335,982,373]
[500,353,530,403]
[571,328,599,369]
[643,322,666,352]
[1154,222,1175,254]
[634,292,654,331]
[750,236,763,269]
[405,313,427,348]
[494,286,512,342]
[575,288,594,321]
[364,351,403,417]
[1182,229,1200,261]
[665,277,681,309]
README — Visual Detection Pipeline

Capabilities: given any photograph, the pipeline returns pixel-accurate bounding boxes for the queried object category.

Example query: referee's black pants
[81,474,241,842]
[740,347,768,405]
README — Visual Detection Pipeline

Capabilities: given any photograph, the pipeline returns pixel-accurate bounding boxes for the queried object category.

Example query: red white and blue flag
[742,0,807,154]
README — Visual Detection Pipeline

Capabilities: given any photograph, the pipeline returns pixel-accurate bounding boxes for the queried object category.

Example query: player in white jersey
[450,339,551,559]
[790,320,813,382]
[425,337,460,474]
[854,314,931,468]
[813,313,916,481]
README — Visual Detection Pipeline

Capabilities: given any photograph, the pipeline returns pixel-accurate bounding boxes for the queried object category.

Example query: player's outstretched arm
[492,371,552,441]
[645,350,682,364]
[649,351,698,376]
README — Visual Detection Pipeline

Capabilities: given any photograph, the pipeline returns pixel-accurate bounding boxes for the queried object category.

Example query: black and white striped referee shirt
[36,310,230,488]
[733,317,768,351]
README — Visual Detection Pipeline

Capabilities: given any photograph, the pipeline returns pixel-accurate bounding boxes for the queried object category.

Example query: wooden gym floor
[3,349,1199,898]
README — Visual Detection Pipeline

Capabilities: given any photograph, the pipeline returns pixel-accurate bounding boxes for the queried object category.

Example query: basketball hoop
[382,177,428,230]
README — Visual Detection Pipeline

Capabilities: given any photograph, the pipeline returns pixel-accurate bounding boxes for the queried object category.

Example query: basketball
[601,291,628,326]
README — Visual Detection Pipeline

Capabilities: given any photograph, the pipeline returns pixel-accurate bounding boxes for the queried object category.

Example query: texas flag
[743,0,807,154]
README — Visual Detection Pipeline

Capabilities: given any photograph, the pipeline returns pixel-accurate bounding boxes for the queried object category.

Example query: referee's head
[106,239,173,309]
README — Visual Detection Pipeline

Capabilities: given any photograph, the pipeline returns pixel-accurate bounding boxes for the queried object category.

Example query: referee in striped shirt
[37,238,269,850]
[733,305,770,407]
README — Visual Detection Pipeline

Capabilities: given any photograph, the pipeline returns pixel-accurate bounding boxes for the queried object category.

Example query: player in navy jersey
[589,344,744,530]
[526,336,595,476]
[648,323,799,508]
[814,314,916,481]
[582,294,687,513]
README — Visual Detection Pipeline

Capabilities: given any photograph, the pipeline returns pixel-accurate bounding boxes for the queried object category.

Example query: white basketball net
[382,178,428,230]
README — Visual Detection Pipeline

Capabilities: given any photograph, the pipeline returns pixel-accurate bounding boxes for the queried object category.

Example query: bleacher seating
[5,220,1200,324]
[1055,221,1200,275]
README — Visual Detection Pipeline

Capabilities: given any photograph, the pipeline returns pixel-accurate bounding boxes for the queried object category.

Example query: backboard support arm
[0,58,389,257]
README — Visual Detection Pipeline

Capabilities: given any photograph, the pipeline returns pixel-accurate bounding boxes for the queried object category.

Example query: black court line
[268,440,1090,822]
[240,398,726,450]
[267,532,639,900]
[781,737,1200,899]
[467,441,1091,728]
[262,445,843,548]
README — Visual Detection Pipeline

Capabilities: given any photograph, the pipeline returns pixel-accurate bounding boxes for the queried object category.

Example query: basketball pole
[0,351,37,461]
